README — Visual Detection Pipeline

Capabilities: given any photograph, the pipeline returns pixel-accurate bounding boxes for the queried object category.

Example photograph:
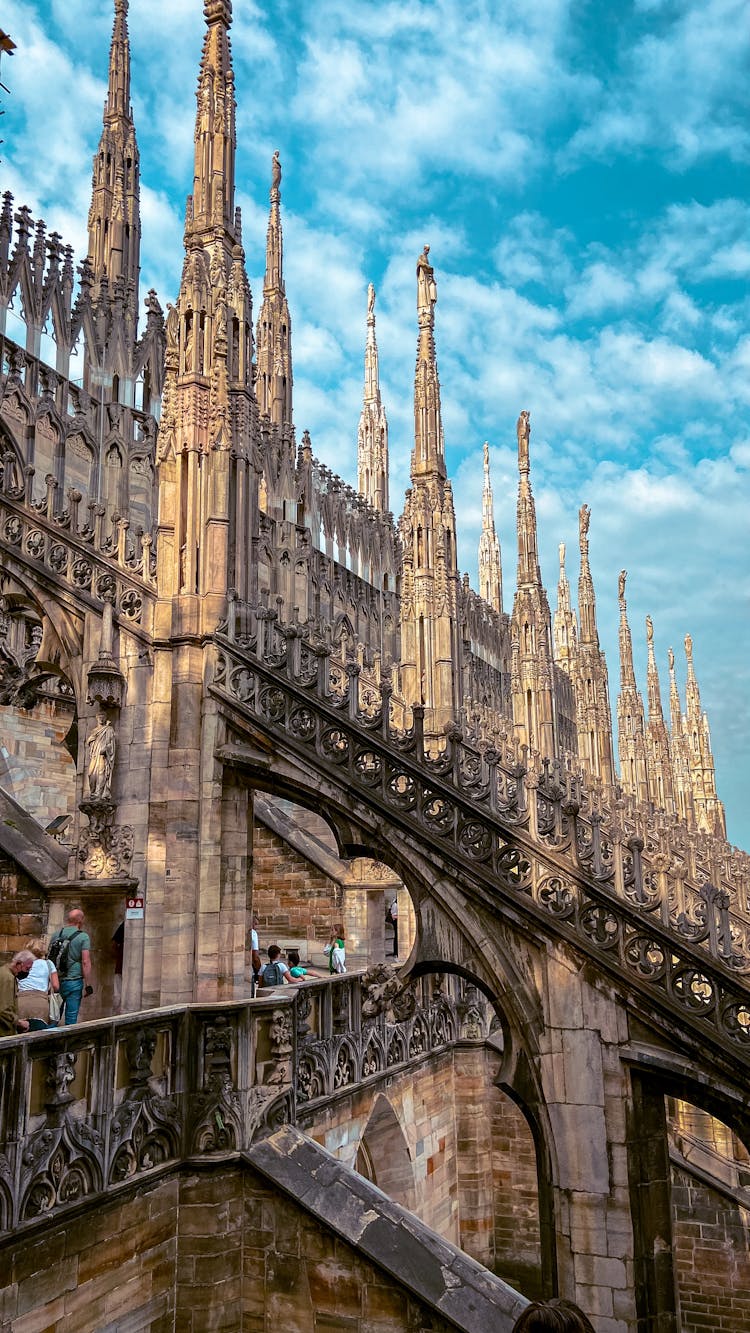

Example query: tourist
[388,898,399,956]
[250,915,262,992]
[511,1298,596,1331]
[49,908,93,1025]
[324,926,346,974]
[287,949,307,978]
[258,944,302,987]
[17,938,61,1029]
[0,950,34,1035]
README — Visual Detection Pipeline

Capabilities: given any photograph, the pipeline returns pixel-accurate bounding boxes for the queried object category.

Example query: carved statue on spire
[559,541,566,571]
[668,647,675,671]
[271,149,281,193]
[685,632,693,661]
[416,245,437,320]
[367,282,375,319]
[516,410,530,472]
[618,569,627,601]
[579,503,590,544]
[483,440,490,470]
[646,614,654,644]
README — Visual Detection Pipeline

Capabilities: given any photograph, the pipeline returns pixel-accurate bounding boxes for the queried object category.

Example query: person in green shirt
[0,950,34,1036]
[50,908,93,1026]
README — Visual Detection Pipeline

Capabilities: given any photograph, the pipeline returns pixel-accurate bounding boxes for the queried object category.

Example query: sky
[2,0,749,846]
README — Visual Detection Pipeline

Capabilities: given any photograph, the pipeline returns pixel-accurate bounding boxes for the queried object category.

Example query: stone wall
[490,1085,543,1299]
[0,699,76,827]
[252,818,341,951]
[672,1165,750,1332]
[0,1162,491,1333]
[305,1048,462,1246]
[0,855,46,955]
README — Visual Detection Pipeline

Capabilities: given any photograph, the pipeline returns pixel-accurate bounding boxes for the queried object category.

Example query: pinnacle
[204,0,232,25]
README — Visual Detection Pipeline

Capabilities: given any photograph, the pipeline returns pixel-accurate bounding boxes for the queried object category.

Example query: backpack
[48,929,82,978]
[261,961,284,987]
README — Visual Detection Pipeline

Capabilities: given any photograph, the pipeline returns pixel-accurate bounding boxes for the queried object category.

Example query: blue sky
[2,0,749,846]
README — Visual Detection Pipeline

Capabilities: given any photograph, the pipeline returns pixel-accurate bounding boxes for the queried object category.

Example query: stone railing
[0,969,489,1241]
[212,626,750,1071]
[0,484,155,631]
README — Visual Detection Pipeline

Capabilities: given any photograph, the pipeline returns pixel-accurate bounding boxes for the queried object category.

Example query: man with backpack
[48,908,93,1025]
[258,945,302,988]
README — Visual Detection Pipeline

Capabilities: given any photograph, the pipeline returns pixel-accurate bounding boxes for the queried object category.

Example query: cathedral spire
[553,541,576,669]
[256,150,293,426]
[577,504,599,648]
[357,282,389,511]
[644,615,674,812]
[616,571,649,804]
[412,245,444,479]
[107,0,131,120]
[86,0,140,337]
[478,442,502,612]
[683,634,726,836]
[155,0,254,618]
[186,0,237,245]
[399,245,460,736]
[510,411,555,758]
[515,411,541,588]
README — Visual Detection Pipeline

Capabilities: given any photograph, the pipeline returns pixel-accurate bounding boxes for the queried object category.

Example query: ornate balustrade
[212,627,750,1070]
[0,485,155,629]
[0,969,487,1241]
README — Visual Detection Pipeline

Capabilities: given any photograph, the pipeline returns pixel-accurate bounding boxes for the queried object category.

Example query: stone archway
[355,1092,416,1212]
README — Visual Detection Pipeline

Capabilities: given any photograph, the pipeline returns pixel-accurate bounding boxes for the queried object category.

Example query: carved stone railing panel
[212,636,750,1070]
[0,971,476,1241]
[0,490,156,629]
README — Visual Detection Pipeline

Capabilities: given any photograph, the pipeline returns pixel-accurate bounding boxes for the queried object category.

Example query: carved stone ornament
[78,799,134,879]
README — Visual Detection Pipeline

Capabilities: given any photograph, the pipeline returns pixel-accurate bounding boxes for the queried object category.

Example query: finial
[483,441,490,470]
[204,0,232,26]
[559,541,566,572]
[367,282,375,321]
[684,632,693,662]
[618,569,627,602]
[516,410,530,474]
[271,150,281,194]
[115,0,128,13]
[416,245,437,320]
[668,646,675,672]
[646,615,654,645]
[579,502,590,547]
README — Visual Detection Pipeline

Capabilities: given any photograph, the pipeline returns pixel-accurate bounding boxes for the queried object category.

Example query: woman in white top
[324,925,346,974]
[17,937,59,1024]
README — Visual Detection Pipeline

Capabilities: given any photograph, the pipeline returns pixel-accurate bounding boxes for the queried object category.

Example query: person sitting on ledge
[512,1299,596,1331]
[0,950,34,1036]
[258,945,302,987]
[287,949,307,979]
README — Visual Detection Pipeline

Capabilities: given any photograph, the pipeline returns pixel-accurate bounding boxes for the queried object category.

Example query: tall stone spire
[156,0,255,618]
[510,411,555,757]
[399,247,460,736]
[574,505,614,785]
[683,634,726,836]
[357,282,389,512]
[86,0,141,348]
[186,0,237,246]
[553,541,576,671]
[412,245,445,478]
[668,646,695,825]
[478,442,502,612]
[616,571,649,804]
[644,616,674,812]
[256,150,293,427]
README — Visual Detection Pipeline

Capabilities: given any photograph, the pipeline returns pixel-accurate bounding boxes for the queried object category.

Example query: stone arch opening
[666,1096,750,1332]
[355,1092,416,1211]
[250,791,417,972]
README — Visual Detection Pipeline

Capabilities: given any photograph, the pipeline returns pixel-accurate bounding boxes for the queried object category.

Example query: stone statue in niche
[86,712,116,800]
